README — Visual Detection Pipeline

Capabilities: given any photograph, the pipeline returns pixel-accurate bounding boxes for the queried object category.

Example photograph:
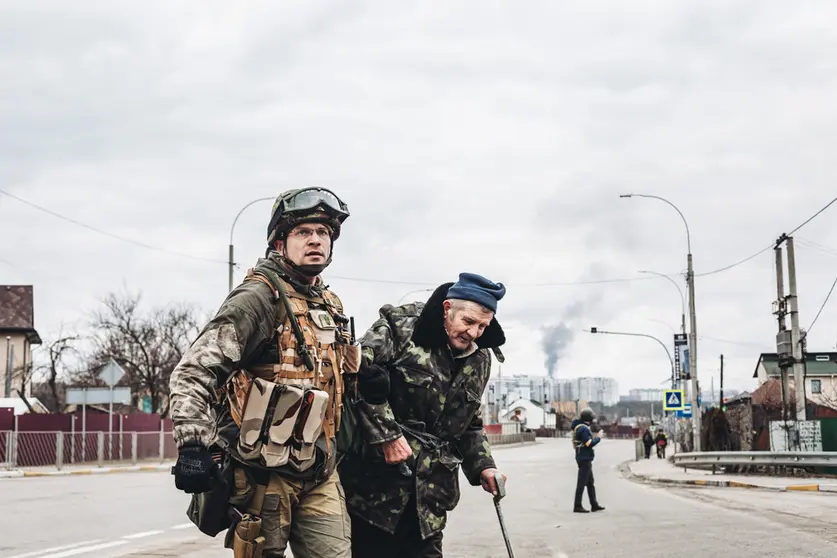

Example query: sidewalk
[625,455,837,493]
[0,460,175,478]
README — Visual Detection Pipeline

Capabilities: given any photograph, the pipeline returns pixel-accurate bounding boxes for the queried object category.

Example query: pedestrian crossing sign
[663,389,685,411]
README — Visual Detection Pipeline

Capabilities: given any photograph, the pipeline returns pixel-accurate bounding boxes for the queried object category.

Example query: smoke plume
[541,322,573,378]
[540,299,589,378]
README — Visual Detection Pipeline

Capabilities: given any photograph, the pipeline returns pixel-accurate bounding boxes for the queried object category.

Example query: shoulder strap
[244,268,314,371]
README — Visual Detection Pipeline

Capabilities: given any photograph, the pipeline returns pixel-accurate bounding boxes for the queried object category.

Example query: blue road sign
[676,404,692,418]
[663,389,685,411]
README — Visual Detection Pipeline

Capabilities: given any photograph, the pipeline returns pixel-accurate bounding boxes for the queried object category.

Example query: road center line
[5,541,103,558]
[37,540,128,558]
[122,530,164,539]
[171,523,195,530]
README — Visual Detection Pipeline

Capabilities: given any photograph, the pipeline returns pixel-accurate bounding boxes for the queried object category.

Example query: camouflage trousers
[226,466,351,558]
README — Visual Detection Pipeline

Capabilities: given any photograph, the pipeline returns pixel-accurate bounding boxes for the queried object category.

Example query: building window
[811,379,822,394]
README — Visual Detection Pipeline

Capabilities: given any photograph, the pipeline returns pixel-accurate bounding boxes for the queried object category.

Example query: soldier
[571,408,605,513]
[169,188,358,558]
[339,272,508,558]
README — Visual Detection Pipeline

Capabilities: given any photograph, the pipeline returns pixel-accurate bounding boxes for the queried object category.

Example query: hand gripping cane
[493,471,516,558]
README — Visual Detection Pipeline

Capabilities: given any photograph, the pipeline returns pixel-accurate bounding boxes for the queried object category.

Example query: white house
[753,352,837,408]
[500,398,549,430]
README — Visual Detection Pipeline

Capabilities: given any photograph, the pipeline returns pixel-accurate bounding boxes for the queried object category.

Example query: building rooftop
[0,285,42,344]
[753,352,837,378]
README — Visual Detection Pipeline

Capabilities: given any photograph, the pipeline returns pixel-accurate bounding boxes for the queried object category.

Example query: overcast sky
[2,1,837,396]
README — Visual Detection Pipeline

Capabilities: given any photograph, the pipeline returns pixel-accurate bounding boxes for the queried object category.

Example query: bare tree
[86,289,203,416]
[29,329,82,412]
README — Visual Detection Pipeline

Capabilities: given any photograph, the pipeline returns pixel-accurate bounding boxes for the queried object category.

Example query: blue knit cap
[446,272,506,313]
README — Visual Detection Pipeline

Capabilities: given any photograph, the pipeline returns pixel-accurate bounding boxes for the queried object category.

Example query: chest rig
[226,268,359,474]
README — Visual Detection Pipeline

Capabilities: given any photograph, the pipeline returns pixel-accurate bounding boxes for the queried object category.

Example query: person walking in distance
[169,188,357,558]
[642,429,654,459]
[571,408,605,513]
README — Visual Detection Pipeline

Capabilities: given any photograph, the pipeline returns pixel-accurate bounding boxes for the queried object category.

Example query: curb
[0,463,174,479]
[621,460,837,493]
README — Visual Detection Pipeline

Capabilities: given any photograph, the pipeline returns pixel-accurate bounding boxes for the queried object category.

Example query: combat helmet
[266,187,350,276]
[579,408,596,423]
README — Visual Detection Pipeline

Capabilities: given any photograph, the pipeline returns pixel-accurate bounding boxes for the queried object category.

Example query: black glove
[172,443,222,494]
[357,364,390,404]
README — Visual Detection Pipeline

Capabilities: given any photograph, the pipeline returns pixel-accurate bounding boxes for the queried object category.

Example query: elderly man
[339,272,508,558]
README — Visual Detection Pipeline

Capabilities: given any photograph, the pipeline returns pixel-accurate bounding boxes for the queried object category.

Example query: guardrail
[673,451,837,470]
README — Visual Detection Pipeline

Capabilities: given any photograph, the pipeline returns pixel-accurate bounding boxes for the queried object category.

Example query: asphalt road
[3,439,837,557]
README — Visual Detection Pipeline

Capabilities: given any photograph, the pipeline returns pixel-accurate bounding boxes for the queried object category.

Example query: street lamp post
[229,197,275,292]
[586,327,676,388]
[621,193,701,451]
[398,288,434,305]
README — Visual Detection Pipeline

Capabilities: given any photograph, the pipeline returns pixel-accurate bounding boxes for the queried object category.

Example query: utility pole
[774,235,807,422]
[687,253,701,451]
[786,237,807,421]
[720,354,724,408]
[774,242,791,421]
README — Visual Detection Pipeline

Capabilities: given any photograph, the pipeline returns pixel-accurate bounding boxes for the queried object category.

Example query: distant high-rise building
[628,388,664,402]
[486,375,619,408]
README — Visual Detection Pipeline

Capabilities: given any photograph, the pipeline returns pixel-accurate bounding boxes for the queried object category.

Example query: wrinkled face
[443,299,494,351]
[275,223,332,267]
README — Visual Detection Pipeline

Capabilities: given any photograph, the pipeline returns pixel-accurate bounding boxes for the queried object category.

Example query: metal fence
[672,450,837,471]
[0,430,177,470]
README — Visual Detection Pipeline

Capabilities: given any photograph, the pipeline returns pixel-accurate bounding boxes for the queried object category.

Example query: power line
[805,277,837,337]
[695,244,774,277]
[0,188,227,264]
[699,334,771,348]
[788,196,837,236]
[4,189,836,287]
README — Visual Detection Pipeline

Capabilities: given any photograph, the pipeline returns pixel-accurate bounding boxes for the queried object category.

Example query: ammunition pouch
[232,514,266,558]
[236,375,328,472]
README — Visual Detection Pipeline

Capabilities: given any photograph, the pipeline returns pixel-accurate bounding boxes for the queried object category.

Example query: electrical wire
[3,189,836,286]
[0,188,227,264]
[805,277,837,337]
[788,196,837,236]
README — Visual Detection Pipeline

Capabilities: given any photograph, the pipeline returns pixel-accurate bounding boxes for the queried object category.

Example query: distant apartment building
[487,374,619,407]
[628,388,664,402]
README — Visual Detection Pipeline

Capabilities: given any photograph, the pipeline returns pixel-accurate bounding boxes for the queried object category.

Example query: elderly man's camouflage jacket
[339,282,505,540]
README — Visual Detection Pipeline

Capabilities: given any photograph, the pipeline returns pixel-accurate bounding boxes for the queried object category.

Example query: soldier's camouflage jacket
[169,251,344,481]
[339,281,504,540]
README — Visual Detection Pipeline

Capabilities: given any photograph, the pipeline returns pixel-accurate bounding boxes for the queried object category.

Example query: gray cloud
[3,0,837,395]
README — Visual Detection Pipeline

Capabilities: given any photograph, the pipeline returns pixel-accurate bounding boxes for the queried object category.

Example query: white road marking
[122,530,164,539]
[37,540,128,558]
[5,541,103,558]
[171,522,195,530]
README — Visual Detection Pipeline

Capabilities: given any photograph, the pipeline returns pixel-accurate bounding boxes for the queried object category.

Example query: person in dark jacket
[642,429,654,459]
[655,430,668,459]
[571,408,605,513]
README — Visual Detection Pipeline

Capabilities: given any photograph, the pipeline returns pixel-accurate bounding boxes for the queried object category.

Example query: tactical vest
[571,423,588,452]
[225,269,359,474]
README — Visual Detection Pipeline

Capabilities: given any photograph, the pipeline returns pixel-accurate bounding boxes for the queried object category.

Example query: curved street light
[585,327,676,389]
[398,288,434,305]
[620,193,701,451]
[639,270,686,334]
[229,196,275,291]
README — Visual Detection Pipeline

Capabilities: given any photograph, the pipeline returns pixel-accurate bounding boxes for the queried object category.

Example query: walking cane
[493,471,516,558]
